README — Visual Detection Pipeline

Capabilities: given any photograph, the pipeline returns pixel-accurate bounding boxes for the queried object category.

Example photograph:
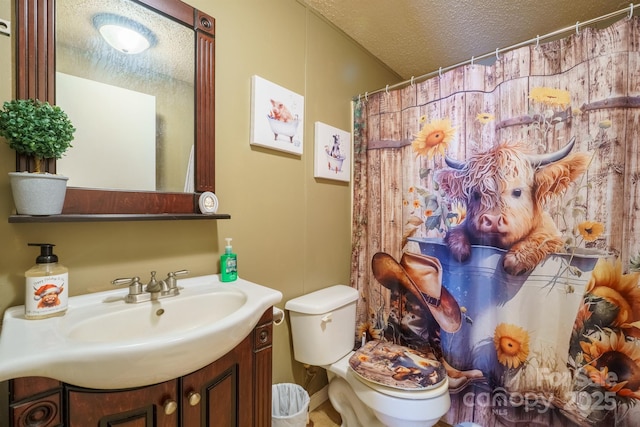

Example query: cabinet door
[181,335,253,427]
[66,379,178,427]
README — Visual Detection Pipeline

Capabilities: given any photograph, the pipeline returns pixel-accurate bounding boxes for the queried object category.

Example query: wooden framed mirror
[13,0,217,217]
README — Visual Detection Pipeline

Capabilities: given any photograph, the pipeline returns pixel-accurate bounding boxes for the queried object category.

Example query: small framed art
[250,75,304,156]
[314,121,351,182]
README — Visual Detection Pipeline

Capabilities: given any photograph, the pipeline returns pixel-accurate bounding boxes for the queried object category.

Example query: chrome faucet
[112,270,189,303]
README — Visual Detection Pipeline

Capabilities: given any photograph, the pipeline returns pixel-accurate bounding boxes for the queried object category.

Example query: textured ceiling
[300,0,634,81]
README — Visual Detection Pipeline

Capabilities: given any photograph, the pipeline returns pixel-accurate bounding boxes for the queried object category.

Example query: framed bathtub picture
[250,75,304,156]
[314,122,351,182]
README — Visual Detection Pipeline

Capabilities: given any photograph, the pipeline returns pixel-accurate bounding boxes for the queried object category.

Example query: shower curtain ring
[410,76,415,87]
[629,3,634,20]
[470,56,474,67]
[535,35,540,49]
[439,67,443,78]
[575,21,580,35]
[385,84,389,95]
[495,48,500,60]
[365,91,368,102]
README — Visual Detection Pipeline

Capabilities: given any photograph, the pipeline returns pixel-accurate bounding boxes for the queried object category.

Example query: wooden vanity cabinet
[3,309,274,427]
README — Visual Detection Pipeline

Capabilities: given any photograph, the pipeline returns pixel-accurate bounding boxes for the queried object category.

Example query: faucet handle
[112,276,143,295]
[165,269,189,290]
[168,269,189,277]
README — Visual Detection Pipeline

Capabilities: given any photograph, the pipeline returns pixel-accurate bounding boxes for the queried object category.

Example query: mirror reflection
[55,0,195,193]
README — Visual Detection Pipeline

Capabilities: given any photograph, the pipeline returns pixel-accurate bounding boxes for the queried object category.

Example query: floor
[307,400,341,427]
[308,400,452,427]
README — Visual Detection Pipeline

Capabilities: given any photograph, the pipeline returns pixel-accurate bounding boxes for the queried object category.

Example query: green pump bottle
[220,238,237,282]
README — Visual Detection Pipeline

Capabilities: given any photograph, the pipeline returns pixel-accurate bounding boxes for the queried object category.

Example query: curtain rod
[354,3,637,101]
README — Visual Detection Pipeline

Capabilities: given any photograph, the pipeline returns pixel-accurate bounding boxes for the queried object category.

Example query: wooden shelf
[8,213,231,223]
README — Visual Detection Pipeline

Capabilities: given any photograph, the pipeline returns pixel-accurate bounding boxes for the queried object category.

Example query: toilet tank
[285,285,359,366]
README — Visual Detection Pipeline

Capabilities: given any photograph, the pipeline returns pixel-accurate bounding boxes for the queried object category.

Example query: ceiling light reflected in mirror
[93,14,156,54]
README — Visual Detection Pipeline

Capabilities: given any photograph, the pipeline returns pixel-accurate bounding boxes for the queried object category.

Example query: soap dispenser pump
[220,238,237,282]
[25,243,69,319]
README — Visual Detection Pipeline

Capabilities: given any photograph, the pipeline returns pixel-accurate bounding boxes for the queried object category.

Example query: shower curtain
[351,16,640,427]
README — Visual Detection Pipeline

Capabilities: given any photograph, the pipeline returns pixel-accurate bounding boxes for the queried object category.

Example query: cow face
[437,144,541,249]
[436,139,591,274]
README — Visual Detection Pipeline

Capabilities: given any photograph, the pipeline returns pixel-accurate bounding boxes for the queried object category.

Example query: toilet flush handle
[321,313,332,323]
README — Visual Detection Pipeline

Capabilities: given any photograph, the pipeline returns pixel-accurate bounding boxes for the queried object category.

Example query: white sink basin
[63,289,247,344]
[0,275,282,389]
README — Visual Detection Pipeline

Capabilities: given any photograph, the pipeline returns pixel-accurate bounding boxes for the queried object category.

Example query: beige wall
[0,0,398,388]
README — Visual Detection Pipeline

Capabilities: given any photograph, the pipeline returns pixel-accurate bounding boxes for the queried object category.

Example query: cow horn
[528,137,576,167]
[444,155,465,170]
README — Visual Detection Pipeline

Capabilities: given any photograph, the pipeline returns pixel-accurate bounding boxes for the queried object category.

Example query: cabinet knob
[188,391,201,406]
[163,399,178,415]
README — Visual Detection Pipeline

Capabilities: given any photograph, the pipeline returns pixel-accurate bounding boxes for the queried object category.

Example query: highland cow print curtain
[351,16,640,427]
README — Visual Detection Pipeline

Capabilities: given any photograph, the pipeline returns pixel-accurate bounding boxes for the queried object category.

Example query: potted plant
[0,98,76,215]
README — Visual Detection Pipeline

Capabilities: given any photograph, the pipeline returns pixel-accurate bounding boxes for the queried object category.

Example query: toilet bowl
[285,285,451,427]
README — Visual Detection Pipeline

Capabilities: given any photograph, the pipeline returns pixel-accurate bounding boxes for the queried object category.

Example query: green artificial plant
[0,99,75,173]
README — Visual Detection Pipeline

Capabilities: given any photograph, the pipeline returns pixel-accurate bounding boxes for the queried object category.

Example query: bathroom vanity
[2,308,273,427]
[0,275,283,427]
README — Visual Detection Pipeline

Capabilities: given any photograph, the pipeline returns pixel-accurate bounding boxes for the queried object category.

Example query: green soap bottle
[220,238,237,282]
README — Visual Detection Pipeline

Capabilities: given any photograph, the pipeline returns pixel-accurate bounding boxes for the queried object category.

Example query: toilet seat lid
[348,340,447,391]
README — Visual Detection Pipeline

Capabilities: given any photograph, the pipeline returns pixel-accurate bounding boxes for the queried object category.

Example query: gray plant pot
[9,172,69,215]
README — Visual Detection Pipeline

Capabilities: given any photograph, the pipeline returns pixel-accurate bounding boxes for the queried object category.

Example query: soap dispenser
[220,238,237,282]
[25,243,68,319]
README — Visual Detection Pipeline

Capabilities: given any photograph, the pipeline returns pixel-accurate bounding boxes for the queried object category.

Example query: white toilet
[285,285,451,427]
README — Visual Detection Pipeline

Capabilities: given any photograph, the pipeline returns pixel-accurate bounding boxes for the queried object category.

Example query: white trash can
[272,383,310,427]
